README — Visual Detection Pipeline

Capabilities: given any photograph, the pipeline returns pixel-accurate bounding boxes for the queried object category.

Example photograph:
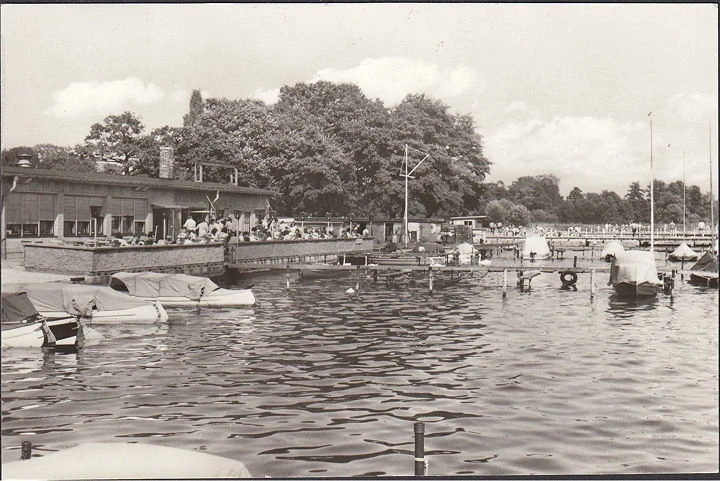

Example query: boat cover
[110,272,219,300]
[669,242,698,261]
[1,291,40,326]
[2,283,152,316]
[451,242,478,265]
[600,241,625,258]
[689,250,719,274]
[522,236,551,259]
[609,250,662,286]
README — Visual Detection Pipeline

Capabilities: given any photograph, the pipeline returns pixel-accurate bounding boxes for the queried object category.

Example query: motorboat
[109,271,255,307]
[688,250,719,287]
[668,242,699,262]
[600,240,625,262]
[608,250,662,298]
[1,291,80,348]
[2,442,252,479]
[2,283,168,324]
[522,236,552,260]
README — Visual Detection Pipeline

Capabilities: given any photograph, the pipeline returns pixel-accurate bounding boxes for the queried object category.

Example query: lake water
[2,253,718,477]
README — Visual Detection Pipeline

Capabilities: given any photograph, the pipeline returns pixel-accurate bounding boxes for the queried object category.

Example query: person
[197,218,209,239]
[183,216,197,232]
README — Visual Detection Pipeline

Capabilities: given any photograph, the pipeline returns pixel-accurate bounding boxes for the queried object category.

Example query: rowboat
[109,271,255,307]
[1,291,80,348]
[2,442,252,479]
[608,250,662,298]
[2,283,168,324]
[299,263,356,279]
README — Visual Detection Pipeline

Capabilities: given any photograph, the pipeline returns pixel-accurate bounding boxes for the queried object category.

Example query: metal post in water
[428,267,434,293]
[20,441,31,460]
[573,256,578,268]
[590,269,596,301]
[502,269,508,298]
[414,422,426,476]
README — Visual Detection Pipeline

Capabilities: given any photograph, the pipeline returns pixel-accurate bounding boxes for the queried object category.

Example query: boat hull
[131,289,255,308]
[299,265,354,279]
[612,281,658,298]
[688,272,719,288]
[42,301,167,324]
[1,317,80,348]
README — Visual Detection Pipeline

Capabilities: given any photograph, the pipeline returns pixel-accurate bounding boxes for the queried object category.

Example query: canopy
[689,250,719,274]
[600,240,625,258]
[1,291,40,325]
[2,283,152,315]
[110,272,219,300]
[609,250,662,286]
[451,242,477,265]
[522,236,551,259]
[669,242,698,261]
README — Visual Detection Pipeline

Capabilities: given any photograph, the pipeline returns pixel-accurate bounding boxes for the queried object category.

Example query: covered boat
[600,240,625,262]
[109,271,255,307]
[688,250,719,287]
[522,236,551,260]
[1,291,80,348]
[608,250,662,298]
[2,283,167,324]
[299,263,355,279]
[668,242,699,262]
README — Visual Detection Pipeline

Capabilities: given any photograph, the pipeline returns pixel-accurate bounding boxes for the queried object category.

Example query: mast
[650,115,654,253]
[683,151,686,236]
[710,121,716,254]
[403,144,409,247]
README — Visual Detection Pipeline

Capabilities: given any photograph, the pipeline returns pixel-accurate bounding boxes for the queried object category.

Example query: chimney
[159,146,174,179]
[16,153,32,168]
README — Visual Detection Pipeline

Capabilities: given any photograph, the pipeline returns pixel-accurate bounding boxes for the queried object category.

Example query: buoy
[346,287,356,294]
[560,271,578,287]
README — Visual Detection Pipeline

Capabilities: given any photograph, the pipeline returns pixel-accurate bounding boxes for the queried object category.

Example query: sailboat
[610,113,662,298]
[688,121,718,287]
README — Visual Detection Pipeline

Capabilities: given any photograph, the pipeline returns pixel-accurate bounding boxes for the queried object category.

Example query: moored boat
[688,250,719,287]
[608,250,662,298]
[2,283,167,324]
[1,291,80,348]
[668,242,699,262]
[522,236,552,260]
[600,240,625,262]
[299,263,356,279]
[109,271,255,307]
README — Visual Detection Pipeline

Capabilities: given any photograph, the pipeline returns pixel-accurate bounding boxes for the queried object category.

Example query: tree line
[1,81,716,226]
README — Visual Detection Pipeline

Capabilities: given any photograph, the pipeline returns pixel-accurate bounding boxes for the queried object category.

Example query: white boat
[2,283,167,325]
[668,242,699,262]
[522,236,552,260]
[1,291,80,348]
[2,442,252,479]
[608,250,662,298]
[109,271,255,307]
[600,240,625,262]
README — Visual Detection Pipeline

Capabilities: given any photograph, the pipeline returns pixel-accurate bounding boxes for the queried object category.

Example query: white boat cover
[669,242,698,260]
[2,442,252,479]
[110,272,219,301]
[2,283,152,316]
[609,250,662,286]
[689,250,719,274]
[600,240,625,258]
[451,242,478,265]
[522,236,551,259]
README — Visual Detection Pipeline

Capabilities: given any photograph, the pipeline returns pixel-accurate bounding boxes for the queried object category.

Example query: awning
[151,202,203,210]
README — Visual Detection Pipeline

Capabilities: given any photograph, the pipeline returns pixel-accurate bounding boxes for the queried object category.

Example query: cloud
[46,78,169,118]
[666,91,718,124]
[250,87,281,105]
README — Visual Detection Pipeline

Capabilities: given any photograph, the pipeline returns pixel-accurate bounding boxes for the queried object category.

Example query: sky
[1,3,718,197]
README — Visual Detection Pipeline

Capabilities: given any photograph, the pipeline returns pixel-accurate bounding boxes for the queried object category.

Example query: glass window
[77,221,91,235]
[64,221,77,236]
[22,223,39,236]
[135,221,146,235]
[40,221,54,236]
[6,224,22,237]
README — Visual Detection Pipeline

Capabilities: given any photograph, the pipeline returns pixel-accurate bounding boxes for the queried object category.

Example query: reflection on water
[2,262,718,477]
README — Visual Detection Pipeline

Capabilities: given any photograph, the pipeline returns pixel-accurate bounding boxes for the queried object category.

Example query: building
[1,164,274,246]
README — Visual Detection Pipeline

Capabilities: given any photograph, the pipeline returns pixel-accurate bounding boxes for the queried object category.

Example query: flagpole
[683,151,686,237]
[649,114,654,253]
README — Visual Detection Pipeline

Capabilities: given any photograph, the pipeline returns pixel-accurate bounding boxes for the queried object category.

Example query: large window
[4,193,56,237]
[110,197,147,235]
[63,195,104,237]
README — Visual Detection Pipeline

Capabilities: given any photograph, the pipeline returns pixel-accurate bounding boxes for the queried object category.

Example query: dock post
[286,264,290,290]
[502,269,508,298]
[20,441,31,460]
[590,269,596,301]
[428,267,434,294]
[573,256,577,268]
[414,422,426,476]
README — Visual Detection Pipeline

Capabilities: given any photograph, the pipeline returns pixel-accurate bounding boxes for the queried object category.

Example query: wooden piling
[590,269,596,301]
[428,267,434,293]
[21,441,31,460]
[414,422,426,476]
[502,269,508,298]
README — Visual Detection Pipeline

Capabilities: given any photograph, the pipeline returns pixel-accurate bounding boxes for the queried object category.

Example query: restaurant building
[1,157,274,248]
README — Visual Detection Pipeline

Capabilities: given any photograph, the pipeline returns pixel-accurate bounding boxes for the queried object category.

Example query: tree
[183,89,204,127]
[34,144,96,172]
[85,111,145,175]
[1,146,36,167]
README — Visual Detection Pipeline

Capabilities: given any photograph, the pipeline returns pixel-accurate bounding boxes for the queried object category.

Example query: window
[464,220,473,226]
[110,197,147,235]
[63,195,103,237]
[4,192,57,237]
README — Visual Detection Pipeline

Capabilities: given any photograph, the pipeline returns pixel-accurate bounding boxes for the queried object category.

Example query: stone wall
[227,237,375,263]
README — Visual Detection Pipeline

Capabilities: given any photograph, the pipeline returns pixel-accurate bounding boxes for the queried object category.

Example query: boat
[600,240,625,262]
[2,283,168,324]
[1,291,80,348]
[688,250,719,287]
[667,242,699,262]
[109,271,255,307]
[2,442,252,479]
[608,250,662,298]
[299,263,356,279]
[522,236,551,260]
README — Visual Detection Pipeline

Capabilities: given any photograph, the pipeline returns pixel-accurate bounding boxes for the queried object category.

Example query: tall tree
[85,111,145,175]
[183,89,204,127]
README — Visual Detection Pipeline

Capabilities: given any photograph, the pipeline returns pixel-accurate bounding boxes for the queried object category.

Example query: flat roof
[2,166,274,196]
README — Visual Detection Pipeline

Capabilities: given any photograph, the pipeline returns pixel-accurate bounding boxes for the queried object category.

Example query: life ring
[560,271,578,286]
